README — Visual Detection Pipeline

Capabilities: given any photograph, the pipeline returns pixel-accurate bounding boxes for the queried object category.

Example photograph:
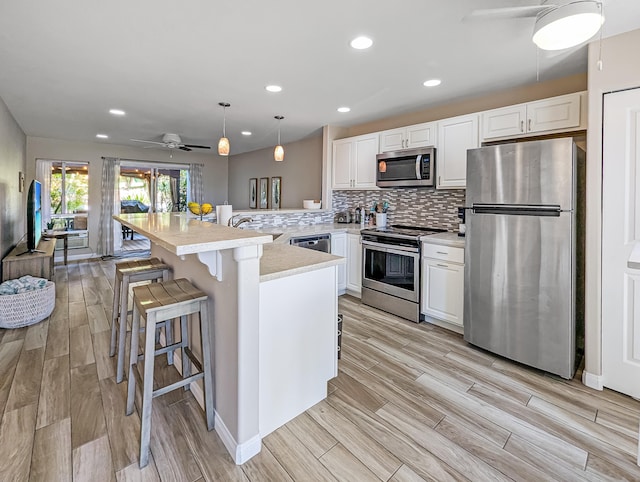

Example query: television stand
[2,239,55,281]
[16,248,46,256]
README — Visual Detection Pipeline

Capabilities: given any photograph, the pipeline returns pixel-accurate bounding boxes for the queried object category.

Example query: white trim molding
[214,413,262,465]
[582,370,604,390]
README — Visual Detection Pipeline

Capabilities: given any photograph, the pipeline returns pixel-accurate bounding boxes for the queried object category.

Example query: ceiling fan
[130,133,211,152]
[467,0,605,50]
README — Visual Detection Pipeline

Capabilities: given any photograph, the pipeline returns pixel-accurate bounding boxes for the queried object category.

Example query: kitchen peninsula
[114,213,344,464]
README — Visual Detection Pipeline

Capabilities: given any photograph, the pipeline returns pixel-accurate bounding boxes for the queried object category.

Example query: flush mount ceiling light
[96,134,108,139]
[337,107,351,113]
[265,85,282,93]
[109,109,125,116]
[350,36,373,50]
[241,131,252,136]
[274,115,285,162]
[423,79,442,87]
[532,1,604,50]
[218,102,230,156]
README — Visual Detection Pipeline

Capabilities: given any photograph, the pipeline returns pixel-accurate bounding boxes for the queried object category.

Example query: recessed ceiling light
[350,36,373,50]
[96,134,108,139]
[423,79,442,87]
[265,85,282,93]
[337,107,351,113]
[109,109,126,116]
[241,131,252,136]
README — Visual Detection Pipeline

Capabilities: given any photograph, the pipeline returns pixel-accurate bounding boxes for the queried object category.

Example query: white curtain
[97,157,120,256]
[35,159,52,230]
[188,163,203,205]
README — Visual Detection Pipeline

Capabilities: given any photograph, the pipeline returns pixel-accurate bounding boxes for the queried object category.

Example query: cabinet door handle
[520,120,524,132]
[436,251,448,255]
[438,176,441,186]
[437,263,449,268]
[528,119,532,131]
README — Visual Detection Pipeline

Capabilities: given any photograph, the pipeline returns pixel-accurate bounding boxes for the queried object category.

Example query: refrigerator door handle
[472,204,562,216]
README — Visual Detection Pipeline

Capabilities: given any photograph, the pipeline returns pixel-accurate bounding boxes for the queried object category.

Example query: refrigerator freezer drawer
[463,210,576,379]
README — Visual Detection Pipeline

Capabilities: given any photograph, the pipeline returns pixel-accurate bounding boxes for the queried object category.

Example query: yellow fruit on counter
[201,203,213,215]
[188,203,201,215]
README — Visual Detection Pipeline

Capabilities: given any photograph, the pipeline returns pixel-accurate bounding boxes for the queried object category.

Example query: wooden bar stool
[109,258,172,383]
[125,278,214,468]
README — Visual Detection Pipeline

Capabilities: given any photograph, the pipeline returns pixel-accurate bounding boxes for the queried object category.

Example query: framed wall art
[259,177,269,209]
[249,178,257,209]
[271,176,281,210]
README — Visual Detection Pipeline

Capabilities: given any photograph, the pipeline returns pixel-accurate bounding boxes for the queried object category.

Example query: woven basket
[0,281,56,329]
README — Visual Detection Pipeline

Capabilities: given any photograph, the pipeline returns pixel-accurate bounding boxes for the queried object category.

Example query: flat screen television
[26,179,42,252]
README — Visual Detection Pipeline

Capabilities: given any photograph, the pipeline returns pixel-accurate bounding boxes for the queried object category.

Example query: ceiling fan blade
[182,144,211,149]
[465,5,555,20]
[130,138,165,146]
[178,146,192,152]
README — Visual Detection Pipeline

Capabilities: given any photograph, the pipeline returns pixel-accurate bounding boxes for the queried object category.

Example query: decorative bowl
[303,200,321,209]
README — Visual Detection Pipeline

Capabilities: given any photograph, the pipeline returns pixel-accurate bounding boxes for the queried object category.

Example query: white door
[527,92,581,134]
[406,122,437,149]
[346,233,362,295]
[602,87,640,398]
[379,128,406,152]
[353,135,378,188]
[421,258,464,326]
[437,114,478,189]
[332,139,353,189]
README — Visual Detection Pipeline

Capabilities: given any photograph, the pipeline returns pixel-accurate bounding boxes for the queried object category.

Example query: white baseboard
[582,370,604,390]
[214,414,262,465]
[160,334,262,465]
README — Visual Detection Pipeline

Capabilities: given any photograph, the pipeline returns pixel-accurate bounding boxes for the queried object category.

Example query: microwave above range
[376,146,435,188]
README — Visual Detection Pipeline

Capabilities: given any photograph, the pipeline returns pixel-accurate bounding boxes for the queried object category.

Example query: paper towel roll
[216,205,233,226]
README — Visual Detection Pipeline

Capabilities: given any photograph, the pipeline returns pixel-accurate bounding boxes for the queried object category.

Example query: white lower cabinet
[331,232,347,294]
[346,233,362,295]
[421,243,464,329]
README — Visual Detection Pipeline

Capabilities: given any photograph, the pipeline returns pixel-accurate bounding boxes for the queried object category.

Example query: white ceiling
[0,0,639,156]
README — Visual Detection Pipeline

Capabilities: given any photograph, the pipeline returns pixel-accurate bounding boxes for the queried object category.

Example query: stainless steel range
[361,225,446,322]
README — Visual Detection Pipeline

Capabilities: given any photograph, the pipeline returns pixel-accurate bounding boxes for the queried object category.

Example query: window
[50,161,89,215]
[119,165,188,213]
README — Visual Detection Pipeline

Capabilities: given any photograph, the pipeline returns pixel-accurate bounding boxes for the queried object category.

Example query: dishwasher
[289,234,331,253]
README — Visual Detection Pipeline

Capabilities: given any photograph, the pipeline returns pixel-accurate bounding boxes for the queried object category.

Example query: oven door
[362,240,420,302]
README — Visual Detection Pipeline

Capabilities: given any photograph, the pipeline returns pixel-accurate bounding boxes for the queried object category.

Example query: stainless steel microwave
[376,147,435,187]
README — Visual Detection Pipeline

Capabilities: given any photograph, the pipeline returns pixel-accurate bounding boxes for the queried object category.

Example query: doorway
[117,162,188,252]
[601,87,640,399]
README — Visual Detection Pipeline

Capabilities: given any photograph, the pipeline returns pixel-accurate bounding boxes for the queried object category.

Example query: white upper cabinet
[481,92,584,141]
[379,122,437,152]
[436,114,479,189]
[332,134,378,189]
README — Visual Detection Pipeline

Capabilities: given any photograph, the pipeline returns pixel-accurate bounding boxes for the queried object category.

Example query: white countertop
[255,223,363,244]
[114,213,273,256]
[421,232,466,248]
[260,244,345,282]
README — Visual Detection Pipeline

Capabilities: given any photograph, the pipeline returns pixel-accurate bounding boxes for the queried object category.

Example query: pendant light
[218,102,230,156]
[532,1,604,51]
[274,115,285,162]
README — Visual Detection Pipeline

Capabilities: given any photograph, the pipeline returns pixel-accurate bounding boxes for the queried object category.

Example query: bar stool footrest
[183,346,203,372]
[152,372,204,399]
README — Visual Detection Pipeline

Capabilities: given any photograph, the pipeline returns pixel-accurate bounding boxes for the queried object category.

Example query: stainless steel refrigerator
[464,138,584,379]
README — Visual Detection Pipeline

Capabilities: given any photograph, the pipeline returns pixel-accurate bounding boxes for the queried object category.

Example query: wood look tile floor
[0,258,639,481]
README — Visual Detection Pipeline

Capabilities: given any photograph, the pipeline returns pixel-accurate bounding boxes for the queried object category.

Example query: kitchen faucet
[228,215,253,228]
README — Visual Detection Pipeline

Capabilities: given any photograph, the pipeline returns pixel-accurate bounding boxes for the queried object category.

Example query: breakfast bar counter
[114,213,341,464]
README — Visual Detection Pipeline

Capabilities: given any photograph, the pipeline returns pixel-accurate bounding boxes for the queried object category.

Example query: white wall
[584,28,640,380]
[25,137,228,255]
[0,96,26,260]
[227,134,322,209]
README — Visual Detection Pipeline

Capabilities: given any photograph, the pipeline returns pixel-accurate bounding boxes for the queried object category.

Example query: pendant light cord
[223,106,227,137]
[597,1,604,71]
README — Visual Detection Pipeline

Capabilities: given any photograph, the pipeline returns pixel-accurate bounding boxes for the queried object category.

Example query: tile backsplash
[332,188,466,232]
